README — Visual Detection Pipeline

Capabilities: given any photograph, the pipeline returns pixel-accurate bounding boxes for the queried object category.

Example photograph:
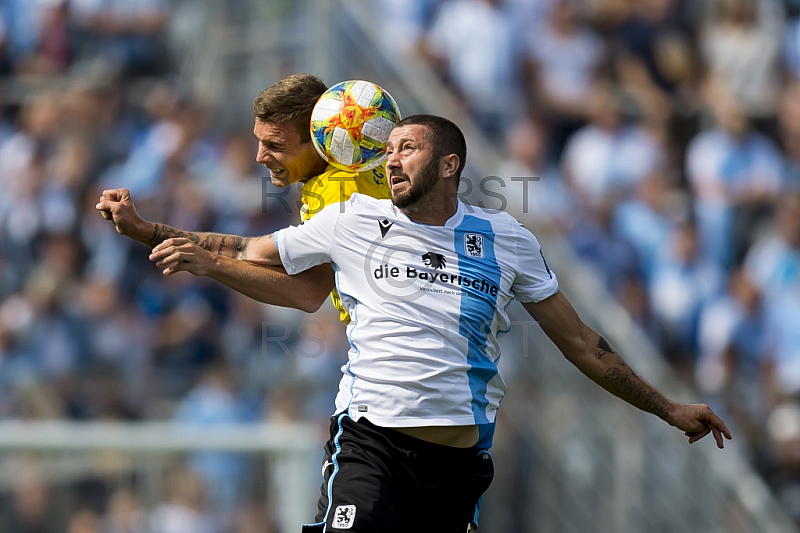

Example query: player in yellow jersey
[299,164,389,322]
[300,165,389,222]
[250,73,390,322]
[96,74,389,318]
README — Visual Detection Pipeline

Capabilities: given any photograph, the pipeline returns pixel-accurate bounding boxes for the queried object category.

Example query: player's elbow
[292,264,335,313]
[557,326,596,365]
[298,289,329,313]
[299,298,324,314]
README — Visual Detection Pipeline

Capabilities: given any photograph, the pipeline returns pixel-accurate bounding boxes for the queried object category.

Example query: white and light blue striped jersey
[274,194,558,447]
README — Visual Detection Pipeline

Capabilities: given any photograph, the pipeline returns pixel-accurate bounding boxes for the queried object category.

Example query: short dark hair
[253,73,327,143]
[396,114,467,180]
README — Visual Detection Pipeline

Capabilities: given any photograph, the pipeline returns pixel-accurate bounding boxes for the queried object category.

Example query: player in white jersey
[148,114,732,532]
[275,191,558,447]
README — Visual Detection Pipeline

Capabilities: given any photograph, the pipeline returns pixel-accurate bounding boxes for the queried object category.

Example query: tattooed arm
[523,291,732,448]
[96,188,329,311]
[95,188,274,260]
[147,223,255,258]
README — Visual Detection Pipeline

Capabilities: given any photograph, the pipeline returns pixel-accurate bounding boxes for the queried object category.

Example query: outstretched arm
[95,188,275,262]
[523,291,732,448]
[97,188,327,311]
[146,236,312,304]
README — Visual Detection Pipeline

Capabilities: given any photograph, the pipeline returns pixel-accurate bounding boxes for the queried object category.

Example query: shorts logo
[464,233,484,258]
[332,504,356,529]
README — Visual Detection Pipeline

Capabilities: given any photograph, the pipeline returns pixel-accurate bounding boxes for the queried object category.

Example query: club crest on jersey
[422,252,446,270]
[464,233,484,258]
[332,504,356,529]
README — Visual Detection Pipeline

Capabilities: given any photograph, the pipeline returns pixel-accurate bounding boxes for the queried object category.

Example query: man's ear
[441,154,460,179]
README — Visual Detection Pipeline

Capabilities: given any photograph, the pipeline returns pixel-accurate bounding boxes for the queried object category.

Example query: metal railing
[0,421,322,533]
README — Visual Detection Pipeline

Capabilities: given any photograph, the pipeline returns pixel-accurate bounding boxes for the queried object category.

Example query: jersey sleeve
[511,222,559,303]
[274,202,342,275]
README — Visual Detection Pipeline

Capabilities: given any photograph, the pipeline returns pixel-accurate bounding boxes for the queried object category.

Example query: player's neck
[400,195,458,226]
[300,158,331,184]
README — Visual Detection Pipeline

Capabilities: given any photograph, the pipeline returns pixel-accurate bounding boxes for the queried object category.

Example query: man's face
[385,124,441,209]
[253,119,326,187]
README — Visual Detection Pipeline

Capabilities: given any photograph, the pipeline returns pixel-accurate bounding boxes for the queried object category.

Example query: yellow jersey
[300,164,390,323]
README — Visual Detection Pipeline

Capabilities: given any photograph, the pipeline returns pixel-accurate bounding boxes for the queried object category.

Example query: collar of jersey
[393,199,466,228]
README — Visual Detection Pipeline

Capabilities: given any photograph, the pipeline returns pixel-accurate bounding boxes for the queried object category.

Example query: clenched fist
[96,188,151,243]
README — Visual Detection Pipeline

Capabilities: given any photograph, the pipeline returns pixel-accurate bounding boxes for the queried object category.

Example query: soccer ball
[310,80,401,172]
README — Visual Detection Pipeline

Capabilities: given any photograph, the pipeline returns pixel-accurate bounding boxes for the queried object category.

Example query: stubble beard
[390,157,440,210]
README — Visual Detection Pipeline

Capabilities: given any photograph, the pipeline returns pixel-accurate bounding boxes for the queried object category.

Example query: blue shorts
[302,413,494,532]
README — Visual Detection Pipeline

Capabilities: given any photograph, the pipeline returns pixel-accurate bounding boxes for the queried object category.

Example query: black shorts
[301,413,494,533]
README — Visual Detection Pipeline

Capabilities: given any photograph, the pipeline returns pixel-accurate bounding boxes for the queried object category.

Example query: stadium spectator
[613,0,697,124]
[292,309,350,421]
[375,0,438,54]
[35,0,72,76]
[778,80,800,186]
[699,0,785,123]
[7,466,52,533]
[568,198,642,296]
[173,359,251,512]
[2,0,45,73]
[648,218,724,371]
[743,192,800,301]
[70,0,170,76]
[102,488,145,533]
[421,0,519,137]
[764,291,800,400]
[686,80,785,270]
[764,402,800,525]
[493,117,574,230]
[148,467,215,533]
[561,85,666,210]
[97,82,187,200]
[200,134,264,228]
[66,509,100,533]
[612,170,684,281]
[785,11,800,81]
[695,268,774,447]
[522,0,606,154]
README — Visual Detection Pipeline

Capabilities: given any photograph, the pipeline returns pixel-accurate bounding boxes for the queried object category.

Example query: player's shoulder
[316,165,389,198]
[317,165,383,181]
[467,205,544,249]
[460,203,524,232]
[314,165,357,183]
[355,166,389,198]
[344,192,393,211]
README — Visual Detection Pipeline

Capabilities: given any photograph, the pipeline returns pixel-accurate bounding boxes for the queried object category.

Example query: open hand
[667,403,732,449]
[150,238,215,277]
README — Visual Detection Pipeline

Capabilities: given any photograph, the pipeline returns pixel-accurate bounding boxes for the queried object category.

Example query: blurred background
[1,0,800,531]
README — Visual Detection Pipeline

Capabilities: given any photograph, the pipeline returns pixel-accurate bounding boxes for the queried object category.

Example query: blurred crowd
[1,0,800,530]
[0,0,338,531]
